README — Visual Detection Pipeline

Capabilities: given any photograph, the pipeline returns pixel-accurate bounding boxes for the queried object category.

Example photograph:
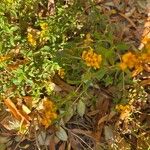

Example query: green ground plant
[0,0,150,149]
[0,0,137,130]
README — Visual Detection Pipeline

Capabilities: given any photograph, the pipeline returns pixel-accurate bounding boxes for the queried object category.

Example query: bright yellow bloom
[40,99,57,128]
[121,52,138,69]
[141,35,150,52]
[120,51,150,77]
[40,23,48,30]
[27,33,36,46]
[82,48,102,69]
[141,52,150,63]
[142,36,150,45]
[39,23,49,43]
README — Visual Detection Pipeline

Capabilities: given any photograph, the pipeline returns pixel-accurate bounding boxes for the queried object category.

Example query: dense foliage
[0,0,150,149]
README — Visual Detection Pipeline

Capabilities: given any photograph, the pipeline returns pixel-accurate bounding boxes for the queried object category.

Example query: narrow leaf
[77,100,85,117]
[56,127,68,141]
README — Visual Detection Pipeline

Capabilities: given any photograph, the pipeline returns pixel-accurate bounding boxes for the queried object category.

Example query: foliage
[0,0,150,149]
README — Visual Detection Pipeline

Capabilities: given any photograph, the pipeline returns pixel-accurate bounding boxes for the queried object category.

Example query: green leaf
[116,43,129,52]
[63,107,74,123]
[56,127,68,141]
[81,72,92,83]
[104,75,113,86]
[96,68,107,80]
[77,100,85,117]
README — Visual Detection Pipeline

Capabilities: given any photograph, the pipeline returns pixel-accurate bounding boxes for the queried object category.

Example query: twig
[64,126,94,150]
[119,13,136,29]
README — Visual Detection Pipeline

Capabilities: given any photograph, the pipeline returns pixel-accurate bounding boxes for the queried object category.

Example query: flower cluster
[40,99,57,128]
[142,35,150,52]
[119,51,150,77]
[39,22,49,42]
[27,28,38,46]
[27,23,49,46]
[82,48,102,69]
[116,104,133,120]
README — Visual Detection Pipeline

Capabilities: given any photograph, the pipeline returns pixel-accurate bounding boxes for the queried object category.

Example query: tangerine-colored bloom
[40,99,57,128]
[121,52,138,69]
[119,52,139,71]
[120,51,150,77]
[27,33,36,46]
[141,35,150,52]
[82,48,102,69]
[141,53,150,63]
[142,36,150,45]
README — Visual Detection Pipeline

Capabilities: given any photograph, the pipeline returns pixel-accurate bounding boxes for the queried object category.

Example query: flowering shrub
[0,2,149,149]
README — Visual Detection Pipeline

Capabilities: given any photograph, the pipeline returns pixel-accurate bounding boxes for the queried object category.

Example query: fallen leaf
[140,79,150,86]
[104,126,114,142]
[22,104,31,114]
[98,111,116,125]
[4,98,31,124]
[63,107,74,123]
[56,127,68,141]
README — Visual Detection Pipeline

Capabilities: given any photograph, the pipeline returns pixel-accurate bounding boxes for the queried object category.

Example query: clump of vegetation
[0,0,150,149]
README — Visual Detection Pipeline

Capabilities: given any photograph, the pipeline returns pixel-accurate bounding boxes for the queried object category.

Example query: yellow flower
[121,52,138,69]
[141,35,150,52]
[132,63,143,77]
[40,23,48,30]
[40,99,57,128]
[116,104,133,120]
[142,36,150,45]
[141,52,150,63]
[82,48,102,69]
[27,33,36,46]
[39,23,49,43]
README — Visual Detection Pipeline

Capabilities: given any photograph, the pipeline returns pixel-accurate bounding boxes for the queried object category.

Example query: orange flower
[40,99,57,128]
[121,52,138,69]
[142,36,150,45]
[0,55,10,63]
[119,51,150,76]
[82,48,102,69]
